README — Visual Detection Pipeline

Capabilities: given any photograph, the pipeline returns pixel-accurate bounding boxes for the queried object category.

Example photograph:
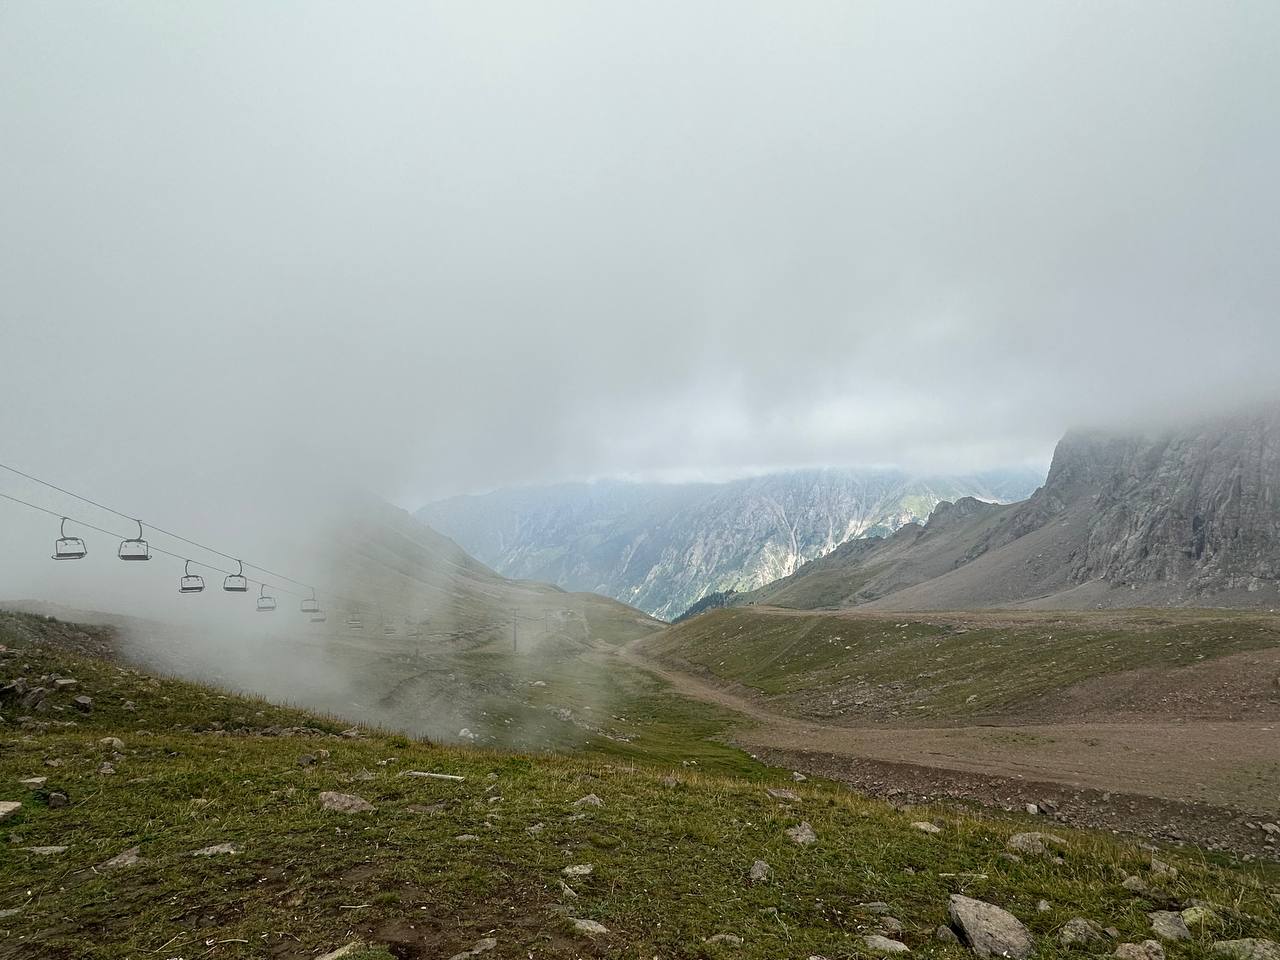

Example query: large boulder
[948,895,1034,960]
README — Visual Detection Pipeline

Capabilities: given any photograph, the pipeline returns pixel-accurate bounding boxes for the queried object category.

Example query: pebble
[911,821,941,834]
[318,792,375,813]
[864,935,910,954]
[571,918,608,935]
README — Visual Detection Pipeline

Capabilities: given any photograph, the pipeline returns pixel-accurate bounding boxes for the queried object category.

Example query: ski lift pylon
[117,519,151,561]
[179,560,205,594]
[52,517,87,560]
[223,559,248,592]
[256,582,277,612]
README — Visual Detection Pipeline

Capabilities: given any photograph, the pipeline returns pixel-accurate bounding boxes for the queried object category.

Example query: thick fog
[3,1,1279,609]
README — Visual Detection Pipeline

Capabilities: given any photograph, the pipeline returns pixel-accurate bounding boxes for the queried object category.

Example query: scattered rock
[707,934,744,946]
[1025,803,1040,816]
[1182,905,1219,927]
[864,935,910,954]
[122,700,137,711]
[948,894,1034,960]
[46,792,69,808]
[571,918,608,936]
[318,791,374,813]
[1150,857,1178,881]
[1212,940,1280,960]
[1115,941,1165,960]
[447,936,497,960]
[791,771,807,782]
[853,902,890,914]
[0,908,22,919]
[97,846,143,871]
[786,821,817,845]
[53,678,76,689]
[316,944,365,960]
[19,776,46,790]
[936,926,960,944]
[1006,832,1066,856]
[98,737,124,752]
[766,787,801,801]
[527,822,545,834]
[1123,875,1153,896]
[24,845,67,856]
[574,793,604,808]
[192,842,242,857]
[1060,918,1108,948]
[558,879,579,899]
[912,821,942,834]
[749,859,771,883]
[0,801,20,821]
[97,762,115,775]
[1037,900,1051,913]
[1149,912,1190,942]
[72,695,93,713]
[454,834,480,842]
[562,864,594,877]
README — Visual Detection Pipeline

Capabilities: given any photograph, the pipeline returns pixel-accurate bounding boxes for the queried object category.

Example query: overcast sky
[3,1,1279,518]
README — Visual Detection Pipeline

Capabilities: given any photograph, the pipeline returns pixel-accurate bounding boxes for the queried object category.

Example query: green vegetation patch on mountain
[641,608,1280,724]
[3,612,1279,960]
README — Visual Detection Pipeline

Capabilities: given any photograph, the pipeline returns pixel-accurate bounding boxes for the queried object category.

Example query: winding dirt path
[618,634,1280,858]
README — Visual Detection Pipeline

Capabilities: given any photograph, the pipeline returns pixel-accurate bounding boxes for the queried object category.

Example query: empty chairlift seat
[117,520,151,561]
[301,590,320,614]
[52,518,87,560]
[256,584,277,612]
[179,560,205,594]
[223,559,249,592]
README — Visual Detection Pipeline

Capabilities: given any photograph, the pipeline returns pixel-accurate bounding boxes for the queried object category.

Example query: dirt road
[618,635,1280,859]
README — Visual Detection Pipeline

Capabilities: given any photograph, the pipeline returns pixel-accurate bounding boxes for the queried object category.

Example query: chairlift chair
[52,518,87,560]
[256,583,277,612]
[301,589,320,614]
[310,610,327,624]
[117,519,151,561]
[179,560,205,594]
[223,559,249,592]
[346,613,363,631]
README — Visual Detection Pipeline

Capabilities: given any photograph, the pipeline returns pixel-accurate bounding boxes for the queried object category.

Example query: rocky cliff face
[417,468,1043,619]
[737,404,1280,611]
[1062,407,1280,593]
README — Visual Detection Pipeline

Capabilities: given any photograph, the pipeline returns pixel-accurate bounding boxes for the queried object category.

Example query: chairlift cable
[0,460,315,592]
[0,492,309,598]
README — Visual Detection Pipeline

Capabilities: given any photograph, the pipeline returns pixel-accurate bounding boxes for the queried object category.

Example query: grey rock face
[948,894,1034,960]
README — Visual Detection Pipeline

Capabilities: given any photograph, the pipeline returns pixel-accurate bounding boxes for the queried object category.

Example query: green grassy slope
[642,608,1280,724]
[2,612,1278,960]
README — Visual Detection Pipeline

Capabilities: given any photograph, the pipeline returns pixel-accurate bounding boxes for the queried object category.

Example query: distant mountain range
[727,404,1280,612]
[417,468,1044,619]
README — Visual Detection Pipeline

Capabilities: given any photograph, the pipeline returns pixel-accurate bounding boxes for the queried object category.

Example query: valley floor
[625,607,1280,861]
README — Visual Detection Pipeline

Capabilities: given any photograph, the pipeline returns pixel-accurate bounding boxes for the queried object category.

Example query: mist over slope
[731,405,1280,611]
[418,468,1042,619]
